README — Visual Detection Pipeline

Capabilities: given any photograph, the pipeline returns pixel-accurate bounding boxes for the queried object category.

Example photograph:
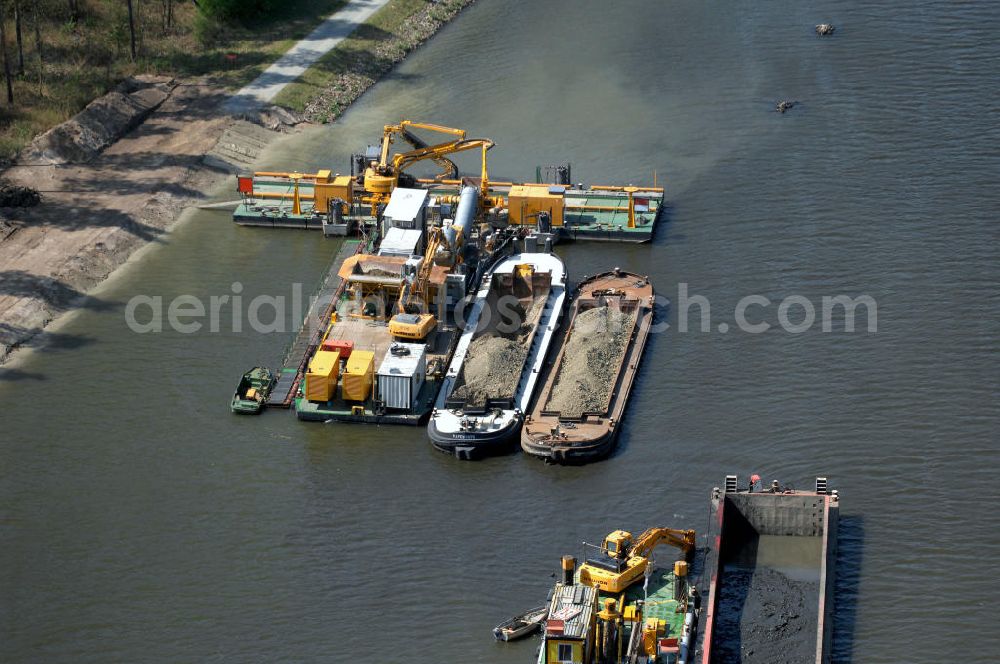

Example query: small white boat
[493,605,548,642]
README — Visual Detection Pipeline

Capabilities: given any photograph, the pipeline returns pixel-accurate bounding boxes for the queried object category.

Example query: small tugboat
[231,367,276,414]
[428,251,567,459]
[521,269,654,463]
[493,605,548,641]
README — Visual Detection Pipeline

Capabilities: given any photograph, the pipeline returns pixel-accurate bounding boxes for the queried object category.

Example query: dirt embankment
[544,305,636,418]
[0,77,300,364]
[0,0,478,367]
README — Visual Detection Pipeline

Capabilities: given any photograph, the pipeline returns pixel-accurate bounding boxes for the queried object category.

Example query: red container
[321,339,354,358]
[237,175,254,195]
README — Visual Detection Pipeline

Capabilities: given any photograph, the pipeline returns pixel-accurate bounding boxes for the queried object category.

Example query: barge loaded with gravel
[428,252,567,458]
[521,269,654,463]
[699,475,840,664]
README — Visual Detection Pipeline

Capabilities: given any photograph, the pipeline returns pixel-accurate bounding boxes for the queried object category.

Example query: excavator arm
[376,121,467,171]
[392,138,495,182]
[364,121,495,212]
[397,124,465,180]
[395,228,442,315]
[629,527,696,560]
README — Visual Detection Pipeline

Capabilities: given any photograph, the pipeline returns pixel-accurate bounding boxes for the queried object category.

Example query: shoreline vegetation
[0,0,349,162]
[0,0,476,366]
[0,0,474,161]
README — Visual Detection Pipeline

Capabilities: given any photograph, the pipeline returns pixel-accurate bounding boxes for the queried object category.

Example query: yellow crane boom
[363,120,495,210]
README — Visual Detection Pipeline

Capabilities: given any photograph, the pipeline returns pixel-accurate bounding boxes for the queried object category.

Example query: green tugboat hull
[231,367,277,414]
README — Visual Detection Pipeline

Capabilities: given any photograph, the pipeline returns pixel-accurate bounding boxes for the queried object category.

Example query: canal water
[2,0,998,661]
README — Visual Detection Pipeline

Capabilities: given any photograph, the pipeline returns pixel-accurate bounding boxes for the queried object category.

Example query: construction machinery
[578,527,696,594]
[388,230,441,340]
[362,121,496,212]
[537,552,699,664]
[388,184,482,341]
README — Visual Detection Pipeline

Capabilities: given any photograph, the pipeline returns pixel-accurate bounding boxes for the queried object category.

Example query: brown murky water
[2,1,999,662]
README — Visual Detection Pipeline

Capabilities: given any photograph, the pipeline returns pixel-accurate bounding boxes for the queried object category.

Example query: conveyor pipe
[443,185,478,249]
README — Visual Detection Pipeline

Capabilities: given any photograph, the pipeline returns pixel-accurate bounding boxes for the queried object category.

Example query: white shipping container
[377,343,427,410]
[377,227,423,257]
[383,188,428,230]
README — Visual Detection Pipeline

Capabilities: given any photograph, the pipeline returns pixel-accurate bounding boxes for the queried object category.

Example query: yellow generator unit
[305,350,341,402]
[342,350,375,402]
[313,171,354,214]
[508,184,565,227]
[388,313,437,341]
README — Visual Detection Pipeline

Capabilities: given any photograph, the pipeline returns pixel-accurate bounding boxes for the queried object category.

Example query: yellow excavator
[387,227,444,341]
[578,527,696,594]
[362,121,495,210]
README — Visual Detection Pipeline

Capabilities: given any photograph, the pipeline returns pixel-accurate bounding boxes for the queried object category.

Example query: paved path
[225,0,391,114]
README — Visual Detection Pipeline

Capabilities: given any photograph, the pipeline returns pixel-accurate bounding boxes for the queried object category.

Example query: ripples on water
[1,1,998,662]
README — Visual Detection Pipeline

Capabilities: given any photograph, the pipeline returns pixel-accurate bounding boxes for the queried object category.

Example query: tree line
[0,0,276,105]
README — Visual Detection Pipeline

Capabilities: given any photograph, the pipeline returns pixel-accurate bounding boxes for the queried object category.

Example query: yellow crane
[362,120,495,210]
[578,527,696,594]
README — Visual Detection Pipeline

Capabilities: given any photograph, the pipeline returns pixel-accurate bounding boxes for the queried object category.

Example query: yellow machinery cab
[603,530,633,558]
[388,313,436,341]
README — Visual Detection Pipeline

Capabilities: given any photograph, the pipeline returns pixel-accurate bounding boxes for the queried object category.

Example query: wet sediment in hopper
[712,566,820,664]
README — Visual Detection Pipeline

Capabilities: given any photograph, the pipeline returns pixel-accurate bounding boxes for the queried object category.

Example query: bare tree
[0,2,14,103]
[126,0,137,61]
[32,1,42,89]
[14,1,24,76]
[32,2,42,65]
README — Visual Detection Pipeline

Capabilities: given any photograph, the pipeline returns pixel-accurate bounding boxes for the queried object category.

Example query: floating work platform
[267,238,369,409]
[561,188,663,242]
[233,120,665,242]
[233,172,377,232]
[233,175,663,242]
[293,313,457,426]
[533,531,699,664]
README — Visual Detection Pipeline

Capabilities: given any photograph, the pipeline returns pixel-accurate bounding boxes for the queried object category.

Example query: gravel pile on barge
[544,305,636,417]
[451,295,546,406]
